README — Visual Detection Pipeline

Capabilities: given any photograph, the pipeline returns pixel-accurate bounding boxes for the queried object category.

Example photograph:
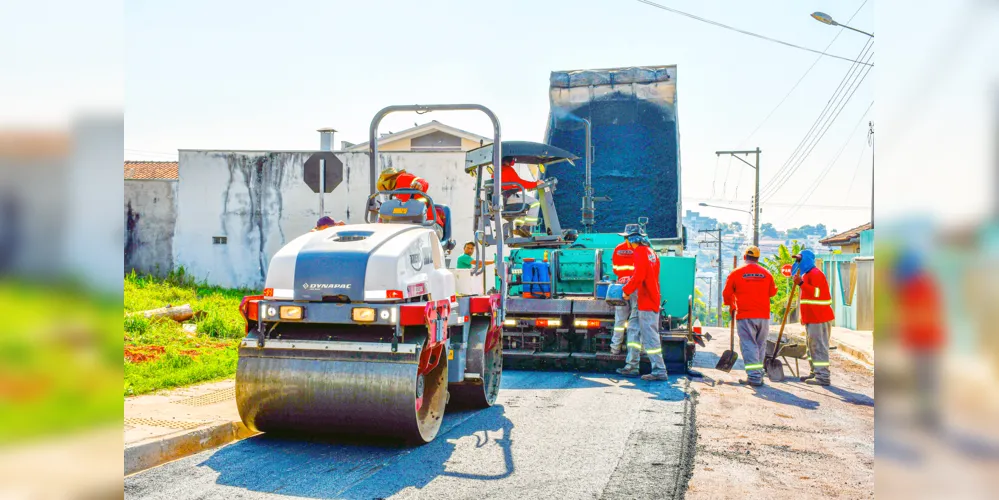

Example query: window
[213,236,227,245]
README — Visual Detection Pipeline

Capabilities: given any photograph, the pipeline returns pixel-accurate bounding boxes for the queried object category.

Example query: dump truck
[235,104,513,444]
[472,66,703,374]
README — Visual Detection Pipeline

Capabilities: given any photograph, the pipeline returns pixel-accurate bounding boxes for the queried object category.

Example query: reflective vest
[799,267,835,324]
[611,242,635,280]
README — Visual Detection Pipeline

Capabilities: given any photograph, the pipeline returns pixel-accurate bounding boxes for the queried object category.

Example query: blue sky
[125,0,878,232]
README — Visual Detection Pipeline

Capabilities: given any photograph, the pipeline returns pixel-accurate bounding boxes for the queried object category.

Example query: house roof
[345,120,492,152]
[124,161,179,180]
[820,222,872,246]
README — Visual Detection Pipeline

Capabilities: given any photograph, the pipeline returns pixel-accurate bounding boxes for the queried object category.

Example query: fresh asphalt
[125,370,697,500]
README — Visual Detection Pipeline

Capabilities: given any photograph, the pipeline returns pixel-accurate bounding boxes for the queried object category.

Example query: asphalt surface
[125,370,696,500]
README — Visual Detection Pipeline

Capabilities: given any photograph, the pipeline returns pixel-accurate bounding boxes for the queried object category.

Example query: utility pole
[715,148,761,246]
[868,121,874,228]
[697,276,713,324]
[699,229,723,326]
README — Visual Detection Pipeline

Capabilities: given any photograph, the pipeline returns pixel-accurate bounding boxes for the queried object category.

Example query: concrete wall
[125,179,177,276]
[174,150,485,289]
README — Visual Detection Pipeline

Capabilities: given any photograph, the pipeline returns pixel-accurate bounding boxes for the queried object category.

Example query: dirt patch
[125,345,165,363]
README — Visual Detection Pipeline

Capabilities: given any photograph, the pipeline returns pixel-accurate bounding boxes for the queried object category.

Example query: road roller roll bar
[369,104,507,320]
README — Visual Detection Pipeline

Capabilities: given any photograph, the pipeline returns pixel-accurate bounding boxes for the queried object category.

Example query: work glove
[410,179,423,189]
[794,275,804,286]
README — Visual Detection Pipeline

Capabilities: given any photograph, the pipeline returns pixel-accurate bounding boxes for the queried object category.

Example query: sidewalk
[775,323,874,366]
[124,379,254,475]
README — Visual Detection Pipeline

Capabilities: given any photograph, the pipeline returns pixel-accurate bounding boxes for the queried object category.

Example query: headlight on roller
[352,307,376,323]
[279,306,303,320]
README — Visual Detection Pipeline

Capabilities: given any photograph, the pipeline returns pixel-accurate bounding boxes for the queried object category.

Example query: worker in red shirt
[376,168,445,237]
[723,246,777,387]
[792,249,836,386]
[608,224,638,355]
[496,158,541,238]
[617,226,667,381]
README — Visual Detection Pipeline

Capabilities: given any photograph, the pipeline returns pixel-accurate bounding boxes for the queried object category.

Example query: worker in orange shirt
[496,158,540,237]
[792,249,836,386]
[377,168,445,237]
[618,226,668,381]
[608,224,639,355]
[723,246,777,387]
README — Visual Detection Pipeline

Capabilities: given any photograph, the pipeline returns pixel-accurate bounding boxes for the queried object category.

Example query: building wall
[173,150,485,289]
[377,138,411,152]
[124,179,177,276]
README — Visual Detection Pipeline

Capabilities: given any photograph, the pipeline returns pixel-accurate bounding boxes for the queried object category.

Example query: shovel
[715,309,738,372]
[765,277,798,382]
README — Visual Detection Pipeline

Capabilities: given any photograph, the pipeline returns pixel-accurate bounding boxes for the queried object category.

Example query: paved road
[125,371,696,499]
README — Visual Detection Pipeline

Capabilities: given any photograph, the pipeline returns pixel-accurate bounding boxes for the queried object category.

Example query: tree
[731,221,743,233]
[761,240,804,320]
[761,222,779,239]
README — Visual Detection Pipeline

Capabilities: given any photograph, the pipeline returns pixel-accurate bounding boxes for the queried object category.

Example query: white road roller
[236,105,510,444]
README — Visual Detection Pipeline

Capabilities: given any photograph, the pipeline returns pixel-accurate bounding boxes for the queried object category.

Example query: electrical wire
[761,40,874,201]
[760,37,873,197]
[632,0,874,66]
[783,101,873,222]
[738,0,869,147]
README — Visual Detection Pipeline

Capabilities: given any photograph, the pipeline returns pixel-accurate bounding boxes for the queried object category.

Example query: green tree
[761,222,779,239]
[693,287,709,325]
[761,240,804,320]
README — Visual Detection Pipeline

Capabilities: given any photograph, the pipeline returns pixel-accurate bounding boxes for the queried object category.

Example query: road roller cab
[235,104,510,445]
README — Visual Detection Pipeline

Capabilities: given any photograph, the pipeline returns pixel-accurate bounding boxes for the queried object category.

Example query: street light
[810,11,873,37]
[699,202,751,215]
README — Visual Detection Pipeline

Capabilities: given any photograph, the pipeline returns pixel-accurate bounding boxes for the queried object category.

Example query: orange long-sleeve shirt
[723,262,777,320]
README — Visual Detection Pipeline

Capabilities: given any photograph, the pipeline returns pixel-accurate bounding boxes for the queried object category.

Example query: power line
[760,37,873,198]
[632,0,874,66]
[783,101,873,222]
[761,40,874,201]
[738,0,869,147]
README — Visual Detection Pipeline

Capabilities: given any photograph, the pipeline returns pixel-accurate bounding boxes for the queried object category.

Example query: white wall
[125,179,177,275]
[174,150,486,289]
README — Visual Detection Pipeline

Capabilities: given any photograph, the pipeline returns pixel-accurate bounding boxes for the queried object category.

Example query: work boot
[800,373,816,382]
[805,378,831,386]
[738,378,764,387]
[616,367,640,378]
[609,345,622,355]
[641,372,669,381]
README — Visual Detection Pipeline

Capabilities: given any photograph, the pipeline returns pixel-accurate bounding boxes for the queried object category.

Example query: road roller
[235,104,511,444]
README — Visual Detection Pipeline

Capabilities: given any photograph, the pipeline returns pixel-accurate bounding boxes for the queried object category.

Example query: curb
[125,420,257,476]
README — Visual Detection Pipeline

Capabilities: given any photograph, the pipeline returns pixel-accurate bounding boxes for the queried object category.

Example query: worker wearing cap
[723,246,777,387]
[609,224,639,355]
[617,227,668,381]
[792,249,835,386]
[311,216,344,232]
[377,167,445,237]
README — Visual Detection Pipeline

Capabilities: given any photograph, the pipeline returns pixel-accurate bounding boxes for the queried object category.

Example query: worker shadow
[747,383,820,410]
[200,405,515,499]
[821,385,875,407]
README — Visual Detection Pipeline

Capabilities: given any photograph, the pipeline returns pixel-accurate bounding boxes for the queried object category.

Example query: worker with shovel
[723,246,777,387]
[792,249,835,386]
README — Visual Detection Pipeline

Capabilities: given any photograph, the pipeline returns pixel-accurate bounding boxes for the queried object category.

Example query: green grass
[124,268,256,396]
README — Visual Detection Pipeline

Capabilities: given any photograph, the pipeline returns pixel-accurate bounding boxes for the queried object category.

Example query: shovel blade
[715,350,739,372]
[765,358,785,382]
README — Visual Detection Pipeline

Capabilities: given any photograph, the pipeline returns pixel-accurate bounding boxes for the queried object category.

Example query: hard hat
[376,168,403,191]
[744,246,761,259]
[315,216,336,228]
[618,224,645,238]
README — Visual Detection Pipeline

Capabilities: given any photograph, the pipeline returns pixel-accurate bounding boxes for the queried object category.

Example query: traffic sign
[781,263,793,277]
[303,152,343,193]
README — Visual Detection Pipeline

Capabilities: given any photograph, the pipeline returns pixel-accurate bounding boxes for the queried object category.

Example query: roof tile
[124,161,178,180]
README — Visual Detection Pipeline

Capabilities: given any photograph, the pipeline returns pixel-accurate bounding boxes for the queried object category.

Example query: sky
[124,0,876,233]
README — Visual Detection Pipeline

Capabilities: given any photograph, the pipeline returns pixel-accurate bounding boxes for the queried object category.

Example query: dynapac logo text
[301,283,351,290]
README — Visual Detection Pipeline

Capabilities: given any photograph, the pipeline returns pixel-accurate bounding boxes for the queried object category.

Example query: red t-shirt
[611,241,635,280]
[621,245,661,312]
[723,263,777,320]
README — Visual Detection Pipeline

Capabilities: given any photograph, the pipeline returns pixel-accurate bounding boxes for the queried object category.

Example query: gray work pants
[737,318,770,383]
[624,308,667,376]
[611,294,637,349]
[805,321,832,382]
[508,191,539,231]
